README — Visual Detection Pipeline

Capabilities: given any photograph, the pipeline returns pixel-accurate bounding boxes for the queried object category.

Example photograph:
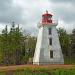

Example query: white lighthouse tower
[33,11,64,65]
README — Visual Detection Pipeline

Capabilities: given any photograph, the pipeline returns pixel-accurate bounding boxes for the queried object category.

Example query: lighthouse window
[49,38,52,45]
[50,50,53,58]
[48,16,51,20]
[49,28,51,34]
[42,16,45,20]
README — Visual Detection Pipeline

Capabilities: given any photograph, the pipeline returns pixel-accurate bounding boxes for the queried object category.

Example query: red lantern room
[42,10,52,23]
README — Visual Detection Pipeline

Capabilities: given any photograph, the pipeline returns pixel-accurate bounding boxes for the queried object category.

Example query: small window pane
[42,16,45,20]
[50,51,53,58]
[49,28,51,34]
[49,38,52,45]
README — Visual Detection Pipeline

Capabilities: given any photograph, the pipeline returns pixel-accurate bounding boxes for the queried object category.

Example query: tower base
[33,60,64,65]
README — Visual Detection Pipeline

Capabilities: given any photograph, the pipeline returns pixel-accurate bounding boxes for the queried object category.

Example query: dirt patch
[0,64,74,72]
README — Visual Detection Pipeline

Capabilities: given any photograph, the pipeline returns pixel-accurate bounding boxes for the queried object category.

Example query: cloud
[0,0,24,24]
[0,0,74,34]
[50,0,75,33]
[51,2,75,23]
[50,0,75,3]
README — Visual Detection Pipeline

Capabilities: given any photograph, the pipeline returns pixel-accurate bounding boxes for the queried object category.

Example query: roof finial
[46,10,48,14]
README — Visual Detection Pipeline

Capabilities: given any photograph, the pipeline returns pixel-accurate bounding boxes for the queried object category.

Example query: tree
[57,28,71,64]
[58,28,70,56]
[0,22,37,65]
[8,22,23,65]
[70,29,75,63]
[21,35,36,64]
[0,22,24,65]
[1,25,10,65]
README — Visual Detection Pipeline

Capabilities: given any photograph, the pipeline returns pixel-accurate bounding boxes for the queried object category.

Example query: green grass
[0,72,6,75]
[52,69,75,75]
[0,68,75,75]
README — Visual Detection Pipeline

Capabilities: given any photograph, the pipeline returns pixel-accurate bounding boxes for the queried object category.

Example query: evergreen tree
[70,29,75,63]
[0,22,36,65]
[0,22,24,65]
[58,28,70,56]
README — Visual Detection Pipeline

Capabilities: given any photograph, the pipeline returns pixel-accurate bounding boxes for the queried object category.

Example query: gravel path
[0,64,74,72]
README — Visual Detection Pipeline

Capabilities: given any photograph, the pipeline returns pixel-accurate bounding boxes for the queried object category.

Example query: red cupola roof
[42,10,53,23]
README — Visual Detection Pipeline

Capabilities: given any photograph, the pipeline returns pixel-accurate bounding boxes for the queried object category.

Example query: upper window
[48,16,51,20]
[49,28,51,35]
[42,16,45,20]
[49,38,52,45]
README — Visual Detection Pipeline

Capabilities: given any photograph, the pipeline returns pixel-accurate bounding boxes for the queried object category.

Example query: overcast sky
[0,0,75,35]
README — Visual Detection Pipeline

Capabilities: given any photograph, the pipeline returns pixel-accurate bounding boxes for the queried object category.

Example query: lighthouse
[33,11,64,65]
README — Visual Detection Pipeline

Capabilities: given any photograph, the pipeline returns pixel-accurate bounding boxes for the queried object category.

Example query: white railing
[37,20,58,28]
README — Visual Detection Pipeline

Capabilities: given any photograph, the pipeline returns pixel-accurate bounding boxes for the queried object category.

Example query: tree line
[0,22,36,65]
[0,22,75,65]
[58,28,75,64]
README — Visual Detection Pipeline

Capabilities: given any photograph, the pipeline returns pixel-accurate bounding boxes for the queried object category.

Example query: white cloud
[0,0,75,34]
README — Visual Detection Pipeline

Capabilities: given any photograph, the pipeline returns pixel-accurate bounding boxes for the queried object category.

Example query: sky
[0,0,75,35]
